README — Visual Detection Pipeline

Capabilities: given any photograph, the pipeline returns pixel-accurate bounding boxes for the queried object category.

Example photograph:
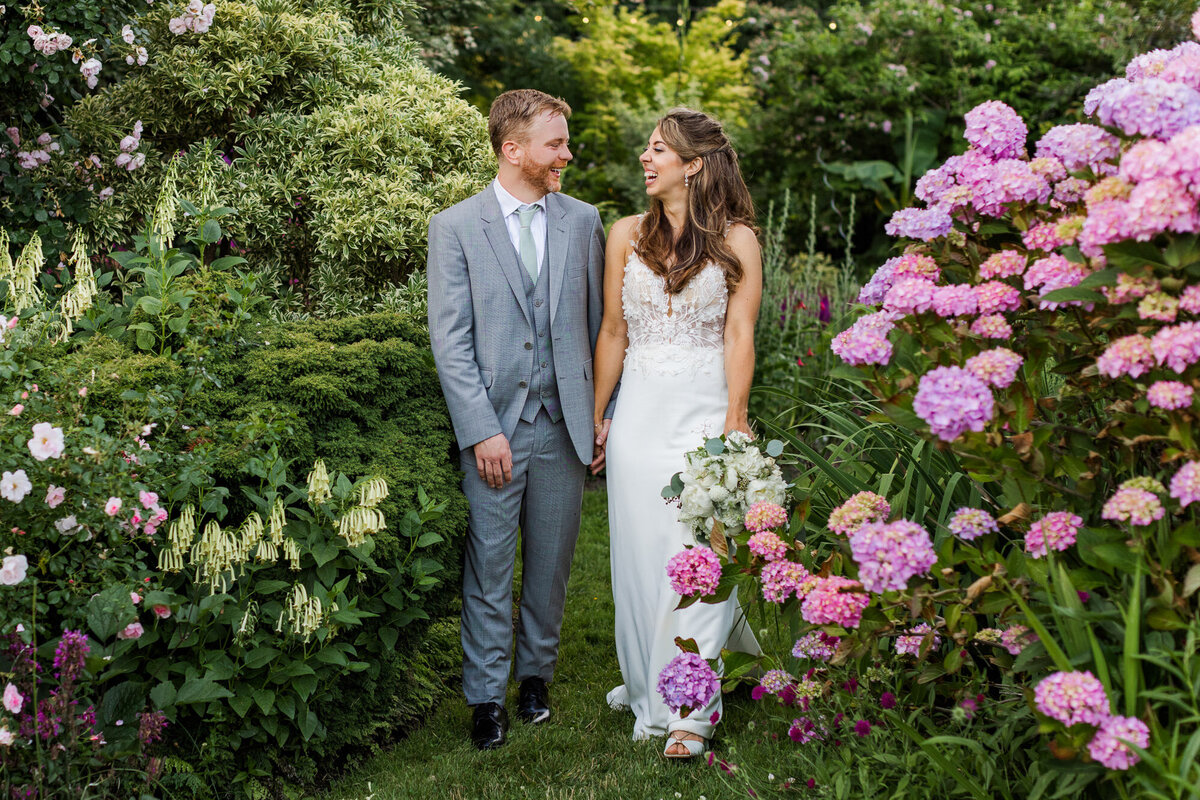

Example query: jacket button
[518,381,528,388]
[524,342,533,350]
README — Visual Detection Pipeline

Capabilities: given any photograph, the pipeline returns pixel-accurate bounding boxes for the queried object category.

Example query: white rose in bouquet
[680,483,715,520]
[745,478,787,508]
[708,485,731,504]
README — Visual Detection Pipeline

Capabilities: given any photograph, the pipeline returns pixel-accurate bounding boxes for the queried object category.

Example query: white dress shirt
[493,179,546,278]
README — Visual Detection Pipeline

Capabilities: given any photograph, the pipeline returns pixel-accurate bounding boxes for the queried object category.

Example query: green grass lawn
[321,487,810,800]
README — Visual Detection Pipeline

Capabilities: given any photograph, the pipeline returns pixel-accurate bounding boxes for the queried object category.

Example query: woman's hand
[724,415,754,439]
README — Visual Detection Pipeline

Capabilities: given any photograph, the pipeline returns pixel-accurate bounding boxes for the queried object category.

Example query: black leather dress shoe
[471,702,508,750]
[517,677,551,724]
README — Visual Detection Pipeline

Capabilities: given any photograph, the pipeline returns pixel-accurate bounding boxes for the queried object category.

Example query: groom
[427,90,610,749]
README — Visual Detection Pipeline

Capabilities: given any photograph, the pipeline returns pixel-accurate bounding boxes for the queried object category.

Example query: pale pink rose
[2,683,23,714]
[139,490,159,509]
[27,421,65,461]
[8,404,22,416]
[26,25,43,38]
[119,135,138,153]
[45,484,65,508]
[121,24,135,44]
[116,622,144,640]
[105,497,122,516]
[0,555,28,586]
[114,152,132,168]
[130,592,142,604]
[126,153,145,171]
[152,605,171,619]
[168,16,188,34]
[7,318,18,330]
[36,132,50,146]
[0,726,12,746]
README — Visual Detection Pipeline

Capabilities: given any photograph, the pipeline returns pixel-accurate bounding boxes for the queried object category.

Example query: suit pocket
[479,368,494,388]
[581,359,592,382]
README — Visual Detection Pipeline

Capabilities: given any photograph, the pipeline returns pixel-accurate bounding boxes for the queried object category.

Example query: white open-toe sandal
[663,731,708,760]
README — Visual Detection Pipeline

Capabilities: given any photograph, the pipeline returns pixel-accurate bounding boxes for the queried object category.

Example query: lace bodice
[622,246,728,377]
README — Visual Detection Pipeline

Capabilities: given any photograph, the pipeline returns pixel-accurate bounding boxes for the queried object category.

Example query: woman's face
[639,126,688,198]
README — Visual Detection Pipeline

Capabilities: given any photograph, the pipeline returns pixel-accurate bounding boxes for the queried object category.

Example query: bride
[591,108,762,758]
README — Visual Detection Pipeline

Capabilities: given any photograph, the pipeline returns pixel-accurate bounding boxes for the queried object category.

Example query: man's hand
[474,433,513,489]
[590,418,612,475]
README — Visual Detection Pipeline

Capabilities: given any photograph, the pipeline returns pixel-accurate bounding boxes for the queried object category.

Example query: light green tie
[517,204,539,282]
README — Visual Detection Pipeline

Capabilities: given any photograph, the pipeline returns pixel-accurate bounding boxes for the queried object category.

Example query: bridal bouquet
[663,431,788,554]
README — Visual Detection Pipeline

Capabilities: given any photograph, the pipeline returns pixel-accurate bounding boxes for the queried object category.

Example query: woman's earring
[684,174,690,188]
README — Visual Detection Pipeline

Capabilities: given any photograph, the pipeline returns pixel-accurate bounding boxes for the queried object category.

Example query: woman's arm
[591,215,636,472]
[723,223,763,437]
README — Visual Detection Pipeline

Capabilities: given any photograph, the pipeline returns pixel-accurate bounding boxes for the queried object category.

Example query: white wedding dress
[605,235,759,741]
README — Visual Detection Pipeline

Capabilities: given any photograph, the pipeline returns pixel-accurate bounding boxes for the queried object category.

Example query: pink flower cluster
[132,490,168,537]
[1096,334,1155,379]
[748,531,788,562]
[883,278,936,315]
[1147,380,1194,409]
[758,669,794,695]
[1034,124,1120,174]
[884,206,953,241]
[970,314,1013,339]
[1088,715,1151,770]
[891,254,941,281]
[170,1,217,34]
[979,250,1026,280]
[792,631,840,662]
[948,507,999,541]
[27,25,72,56]
[656,652,720,714]
[1021,222,1071,253]
[894,622,941,657]
[1150,321,1200,372]
[964,101,1028,160]
[1000,624,1036,656]
[1101,487,1165,526]
[1024,511,1084,558]
[1104,274,1158,305]
[830,311,900,366]
[1023,255,1090,310]
[13,131,60,170]
[932,284,978,318]
[973,281,1022,315]
[827,491,890,535]
[913,366,995,442]
[760,559,814,603]
[1034,670,1109,727]
[966,348,1023,389]
[744,501,788,533]
[1169,460,1200,507]
[849,520,936,593]
[800,575,869,628]
[116,121,146,171]
[666,547,722,597]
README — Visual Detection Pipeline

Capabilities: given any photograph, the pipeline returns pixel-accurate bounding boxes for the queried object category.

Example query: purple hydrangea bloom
[895,622,941,657]
[831,311,901,366]
[792,631,840,662]
[849,520,937,593]
[885,206,954,241]
[858,258,900,305]
[1035,124,1121,173]
[1119,139,1175,183]
[948,508,999,540]
[1079,199,1131,258]
[914,162,958,205]
[913,366,995,441]
[1024,255,1090,310]
[1088,77,1200,140]
[964,101,1028,160]
[1088,715,1150,770]
[657,652,720,714]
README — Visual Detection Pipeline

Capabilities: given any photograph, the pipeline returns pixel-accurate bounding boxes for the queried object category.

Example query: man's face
[516,110,572,194]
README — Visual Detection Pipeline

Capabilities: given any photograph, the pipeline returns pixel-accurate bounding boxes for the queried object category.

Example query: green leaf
[251,688,275,715]
[673,636,701,655]
[379,627,399,650]
[99,681,145,728]
[149,681,176,710]
[243,647,280,669]
[175,678,233,705]
[1075,267,1121,290]
[256,580,291,594]
[200,219,222,244]
[1182,564,1200,598]
[704,438,725,456]
[765,439,784,458]
[1038,287,1105,305]
[229,694,253,718]
[209,255,248,270]
[415,532,443,547]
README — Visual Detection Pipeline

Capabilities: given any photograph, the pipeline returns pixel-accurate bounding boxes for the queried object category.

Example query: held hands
[474,432,513,489]
[589,418,612,475]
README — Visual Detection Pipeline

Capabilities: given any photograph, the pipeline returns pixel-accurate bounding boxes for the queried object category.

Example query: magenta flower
[913,366,995,441]
[747,531,788,562]
[657,652,720,714]
[1088,715,1150,770]
[666,547,723,597]
[948,507,999,541]
[880,692,897,709]
[970,314,1014,339]
[761,559,814,603]
[52,630,89,684]
[1096,334,1156,379]
[792,631,840,662]
[831,311,900,366]
[853,719,873,737]
[966,348,1024,389]
[1170,461,1200,507]
[1179,284,1200,314]
[849,520,936,593]
[964,101,1027,160]
[1034,670,1109,727]
[1102,487,1165,527]
[1000,624,1037,656]
[895,622,941,657]
[1024,511,1084,558]
[827,491,890,535]
[800,576,870,628]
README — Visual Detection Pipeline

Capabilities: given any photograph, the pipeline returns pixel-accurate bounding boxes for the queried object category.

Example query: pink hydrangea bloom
[1147,380,1194,410]
[745,501,788,533]
[895,622,941,657]
[973,281,1022,315]
[800,576,870,628]
[948,507,999,541]
[970,314,1013,339]
[1087,77,1200,140]
[759,669,794,695]
[1102,487,1165,526]
[831,311,901,366]
[666,547,723,597]
[1029,156,1067,182]
[1000,624,1037,655]
[1096,334,1156,379]
[990,158,1051,207]
[932,284,978,318]
[1127,177,1200,241]
[849,520,937,593]
[1024,511,1084,558]
[760,559,814,603]
[1088,715,1150,770]
[964,101,1027,160]
[1104,273,1158,304]
[1151,321,1200,373]
[1179,284,1200,314]
[1169,461,1200,507]
[979,250,1026,280]
[657,652,720,714]
[1034,670,1109,727]
[1119,139,1175,183]
[1022,222,1070,252]
[913,366,995,441]
[891,254,941,281]
[884,207,953,241]
[883,278,936,315]
[915,162,958,205]
[1035,123,1121,173]
[1139,292,1180,322]
[966,348,1024,389]
[748,531,788,562]
[827,491,890,535]
[1079,199,1131,258]
[858,259,900,305]
[792,631,840,662]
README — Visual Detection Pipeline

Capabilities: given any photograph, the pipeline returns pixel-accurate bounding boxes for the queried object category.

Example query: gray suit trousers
[459,409,586,706]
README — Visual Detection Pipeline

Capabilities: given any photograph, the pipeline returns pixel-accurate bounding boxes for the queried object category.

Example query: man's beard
[520,159,561,194]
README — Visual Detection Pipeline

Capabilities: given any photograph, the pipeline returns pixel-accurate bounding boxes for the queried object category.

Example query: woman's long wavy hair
[635,108,757,295]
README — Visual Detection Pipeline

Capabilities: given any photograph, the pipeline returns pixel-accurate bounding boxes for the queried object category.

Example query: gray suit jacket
[427,185,609,465]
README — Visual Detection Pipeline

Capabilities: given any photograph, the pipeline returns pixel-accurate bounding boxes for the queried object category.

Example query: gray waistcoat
[518,256,562,423]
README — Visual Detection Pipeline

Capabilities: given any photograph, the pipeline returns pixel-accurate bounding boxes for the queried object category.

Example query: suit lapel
[546,193,570,326]
[479,188,532,329]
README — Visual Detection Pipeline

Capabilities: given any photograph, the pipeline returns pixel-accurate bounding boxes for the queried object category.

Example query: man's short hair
[487,90,572,157]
